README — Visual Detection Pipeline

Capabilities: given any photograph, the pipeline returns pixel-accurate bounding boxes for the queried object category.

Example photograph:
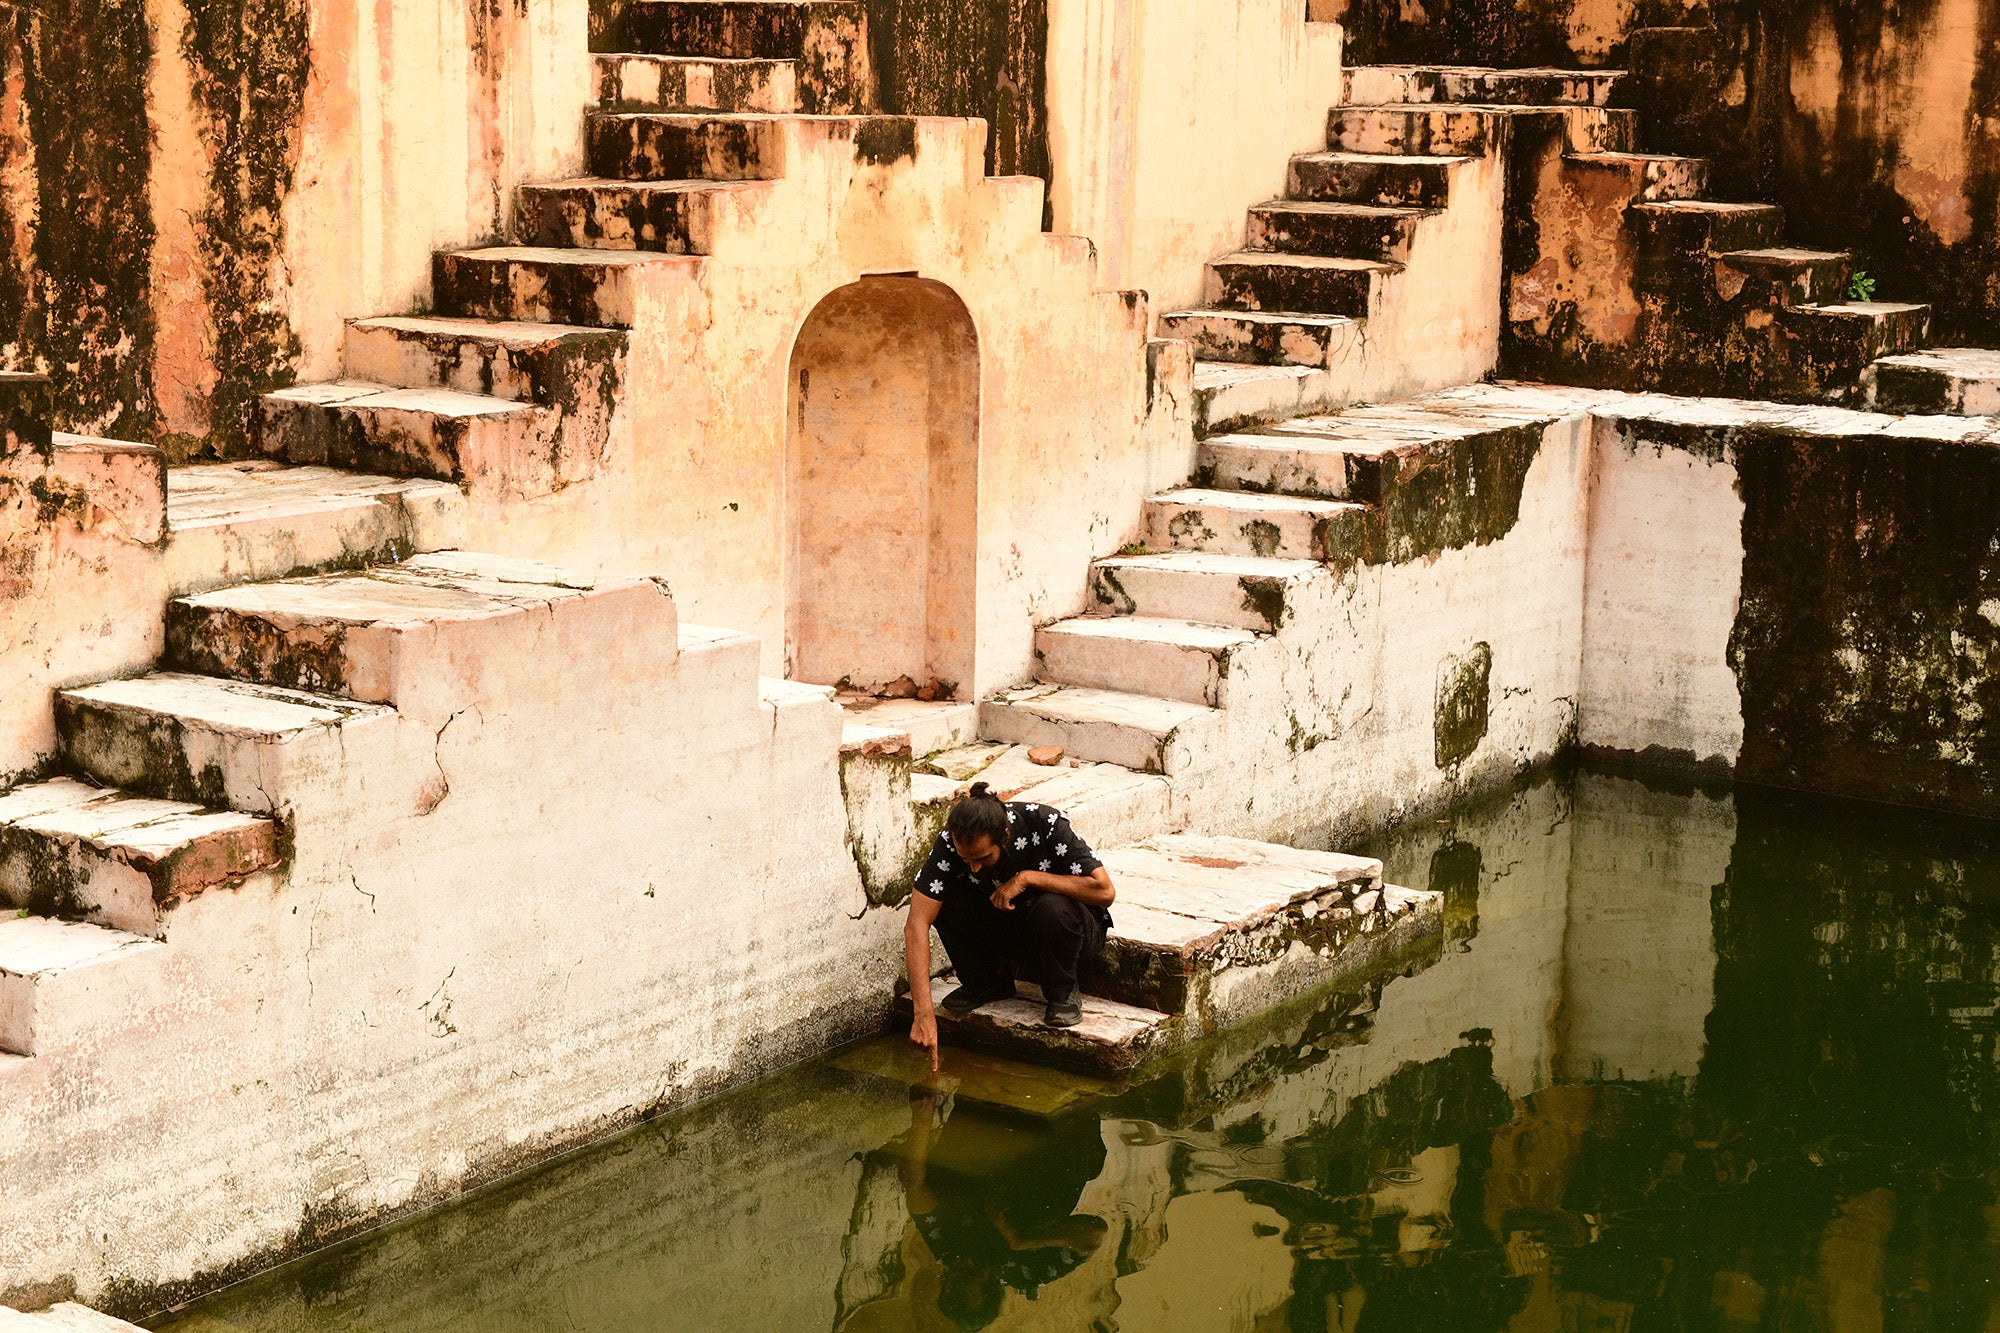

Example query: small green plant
[1116,541,1150,557]
[1847,270,1878,302]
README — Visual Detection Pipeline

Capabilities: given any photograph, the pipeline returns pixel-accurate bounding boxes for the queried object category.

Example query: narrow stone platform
[897,834,1441,1076]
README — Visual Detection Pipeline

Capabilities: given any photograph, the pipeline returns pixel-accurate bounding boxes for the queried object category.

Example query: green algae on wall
[1729,428,2000,818]
[14,0,159,441]
[179,0,311,458]
[865,0,1048,185]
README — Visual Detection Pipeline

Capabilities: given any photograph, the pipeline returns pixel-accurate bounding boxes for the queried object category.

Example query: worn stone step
[1090,550,1319,632]
[1034,616,1257,708]
[344,315,626,408]
[1780,301,1932,375]
[1631,199,1786,256]
[1715,247,1852,307]
[1203,252,1393,319]
[1191,361,1330,437]
[1343,65,1625,107]
[1286,151,1463,208]
[1566,151,1709,202]
[1246,200,1432,262]
[914,751,1173,849]
[257,381,579,497]
[1864,347,2000,416]
[620,1,869,113]
[1196,431,1368,501]
[434,246,692,329]
[1157,309,1360,369]
[585,111,785,181]
[513,176,772,253]
[835,696,979,758]
[166,553,677,717]
[1326,105,1496,155]
[164,460,465,596]
[978,684,1224,776]
[594,53,798,113]
[0,915,166,1057]
[1145,486,1368,561]
[55,672,393,814]
[904,975,1175,1076]
[0,778,280,935]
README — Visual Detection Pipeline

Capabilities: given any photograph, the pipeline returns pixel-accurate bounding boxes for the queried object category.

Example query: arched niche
[786,275,980,698]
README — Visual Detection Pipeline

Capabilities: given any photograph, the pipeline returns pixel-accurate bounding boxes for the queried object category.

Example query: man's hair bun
[947,781,1009,844]
[967,781,992,800]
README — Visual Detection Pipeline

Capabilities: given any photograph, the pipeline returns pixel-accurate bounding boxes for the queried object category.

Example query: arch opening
[786,275,981,698]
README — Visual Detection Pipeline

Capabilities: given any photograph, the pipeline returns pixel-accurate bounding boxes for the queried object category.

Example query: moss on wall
[1729,427,2000,818]
[864,0,1048,187]
[179,0,311,457]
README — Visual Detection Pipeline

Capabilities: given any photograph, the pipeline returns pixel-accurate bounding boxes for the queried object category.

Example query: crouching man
[906,782,1118,1065]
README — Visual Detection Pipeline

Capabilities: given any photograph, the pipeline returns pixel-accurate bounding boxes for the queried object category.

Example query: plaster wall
[447,117,1161,699]
[1044,0,1345,312]
[0,438,167,784]
[1,585,900,1309]
[0,0,587,453]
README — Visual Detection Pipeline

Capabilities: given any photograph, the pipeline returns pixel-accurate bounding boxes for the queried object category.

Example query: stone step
[1246,200,1432,262]
[257,381,579,496]
[1631,199,1786,256]
[1196,431,1367,501]
[0,1304,149,1331]
[1286,151,1464,208]
[906,975,1175,1076]
[55,672,393,814]
[164,460,465,596]
[513,176,772,254]
[1089,550,1319,632]
[1191,361,1329,437]
[1327,105,1496,155]
[1034,616,1257,708]
[1566,151,1709,202]
[165,552,676,715]
[619,1,869,113]
[1156,309,1360,369]
[835,696,979,757]
[1091,835,1399,1027]
[1203,252,1394,318]
[343,315,627,407]
[434,246,692,328]
[1342,65,1626,107]
[978,684,1224,776]
[1255,400,1551,507]
[913,751,1173,849]
[594,53,798,113]
[1781,301,1932,374]
[0,778,280,935]
[1715,247,1852,307]
[1145,486,1369,561]
[585,111,785,181]
[0,915,165,1057]
[1864,347,2000,416]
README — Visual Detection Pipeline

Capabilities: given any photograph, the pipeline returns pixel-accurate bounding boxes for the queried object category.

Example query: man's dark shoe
[1044,991,1084,1028]
[941,976,1016,1015]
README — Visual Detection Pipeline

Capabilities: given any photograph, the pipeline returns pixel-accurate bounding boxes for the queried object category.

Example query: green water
[152,769,2000,1332]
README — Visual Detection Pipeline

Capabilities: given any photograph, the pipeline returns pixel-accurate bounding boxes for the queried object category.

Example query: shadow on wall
[787,274,980,700]
[1329,0,2000,346]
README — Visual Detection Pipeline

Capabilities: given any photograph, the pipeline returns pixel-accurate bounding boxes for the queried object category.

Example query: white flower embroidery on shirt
[1015,837,1028,850]
[1069,863,1083,875]
[1039,860,1051,872]
[1054,843,1067,855]
[929,880,946,894]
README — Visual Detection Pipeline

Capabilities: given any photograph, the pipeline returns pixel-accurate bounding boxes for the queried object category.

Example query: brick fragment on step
[1027,745,1065,767]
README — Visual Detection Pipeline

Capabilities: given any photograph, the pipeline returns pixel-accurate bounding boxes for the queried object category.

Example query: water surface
[154,769,2000,1331]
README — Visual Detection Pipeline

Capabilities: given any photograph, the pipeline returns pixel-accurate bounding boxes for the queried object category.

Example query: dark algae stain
[18,0,158,438]
[1321,419,1544,571]
[1729,426,2000,817]
[866,0,1048,191]
[1434,641,1493,770]
[180,0,311,458]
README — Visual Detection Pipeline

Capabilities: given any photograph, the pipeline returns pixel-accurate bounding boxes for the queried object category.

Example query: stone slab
[903,975,1175,1077]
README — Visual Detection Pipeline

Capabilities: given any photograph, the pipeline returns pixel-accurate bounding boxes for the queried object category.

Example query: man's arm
[992,866,1115,910]
[905,891,944,1072]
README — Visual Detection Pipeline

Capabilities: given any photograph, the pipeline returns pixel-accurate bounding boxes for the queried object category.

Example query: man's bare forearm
[1016,868,1116,907]
[905,914,935,1015]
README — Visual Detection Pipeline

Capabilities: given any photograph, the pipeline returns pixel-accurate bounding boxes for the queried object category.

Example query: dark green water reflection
[152,769,2000,1331]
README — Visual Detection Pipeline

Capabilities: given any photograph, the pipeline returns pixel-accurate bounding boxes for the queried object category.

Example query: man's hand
[990,874,1029,911]
[910,1009,940,1072]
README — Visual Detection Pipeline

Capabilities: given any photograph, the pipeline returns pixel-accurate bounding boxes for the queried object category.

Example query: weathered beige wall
[1045,0,1344,313]
[0,0,587,455]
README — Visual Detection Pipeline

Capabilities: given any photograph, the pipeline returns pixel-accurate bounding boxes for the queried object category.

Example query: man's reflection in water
[894,1086,1108,1330]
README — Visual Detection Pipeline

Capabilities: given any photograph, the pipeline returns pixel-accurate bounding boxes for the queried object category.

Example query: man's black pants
[934,889,1104,1001]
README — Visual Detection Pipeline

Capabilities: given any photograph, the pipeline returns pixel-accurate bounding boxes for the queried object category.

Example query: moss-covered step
[1864,347,2000,417]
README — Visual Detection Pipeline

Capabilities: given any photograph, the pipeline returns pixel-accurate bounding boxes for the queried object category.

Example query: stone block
[1566,151,1709,202]
[1327,105,1495,155]
[1157,309,1360,368]
[620,1,870,113]
[585,111,786,180]
[1089,551,1318,632]
[977,684,1224,775]
[593,53,799,113]
[1865,348,2000,417]
[343,317,627,409]
[433,247,692,328]
[1287,151,1462,207]
[1246,200,1431,262]
[512,178,768,254]
[1144,487,1369,561]
[0,916,165,1057]
[1034,617,1255,708]
[903,975,1176,1076]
